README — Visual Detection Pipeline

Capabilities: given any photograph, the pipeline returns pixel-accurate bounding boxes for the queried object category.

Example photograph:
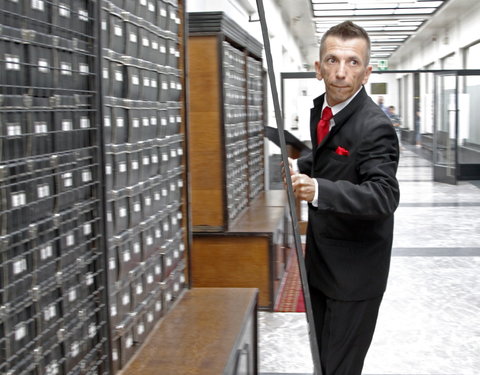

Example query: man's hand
[291,173,315,202]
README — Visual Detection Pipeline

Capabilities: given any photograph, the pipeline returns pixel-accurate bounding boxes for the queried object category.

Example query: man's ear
[315,61,323,81]
[362,65,373,84]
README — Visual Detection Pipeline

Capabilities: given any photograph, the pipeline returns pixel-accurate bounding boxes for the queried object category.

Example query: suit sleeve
[296,153,313,176]
[315,123,400,220]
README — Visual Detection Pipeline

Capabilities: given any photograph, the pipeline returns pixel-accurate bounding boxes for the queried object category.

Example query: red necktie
[317,106,332,144]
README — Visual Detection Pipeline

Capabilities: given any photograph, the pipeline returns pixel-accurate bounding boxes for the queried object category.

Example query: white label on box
[160,8,167,17]
[123,250,131,262]
[59,4,70,18]
[44,304,56,321]
[61,62,72,75]
[172,216,177,226]
[62,172,73,187]
[103,67,109,79]
[79,9,88,22]
[79,63,89,75]
[134,202,141,212]
[174,282,179,292]
[86,272,94,286]
[147,312,154,323]
[177,82,182,91]
[178,179,183,188]
[132,160,139,170]
[180,274,185,283]
[15,323,26,341]
[146,235,153,246]
[152,154,158,164]
[114,24,122,37]
[166,292,172,302]
[160,45,166,54]
[119,161,127,173]
[111,304,117,316]
[170,149,177,158]
[122,293,130,306]
[104,116,111,127]
[12,191,26,207]
[147,273,153,284]
[80,116,90,128]
[170,81,176,90]
[31,0,44,11]
[170,11,176,20]
[162,153,168,162]
[13,257,27,275]
[37,183,50,199]
[161,118,167,126]
[40,244,53,260]
[140,0,147,5]
[162,188,167,197]
[82,169,92,182]
[142,37,150,47]
[7,123,21,136]
[155,264,161,275]
[173,249,179,259]
[137,323,145,335]
[162,82,168,90]
[126,335,133,349]
[132,75,140,86]
[169,116,175,124]
[166,256,172,267]
[143,156,150,166]
[71,342,79,357]
[142,117,149,127]
[68,288,77,302]
[136,283,143,295]
[112,349,118,361]
[101,20,107,31]
[170,182,175,192]
[133,118,140,128]
[35,121,48,133]
[143,77,150,87]
[46,361,59,375]
[148,1,155,12]
[133,242,140,254]
[151,78,158,88]
[130,32,137,43]
[152,41,159,50]
[145,196,152,206]
[178,147,183,156]
[106,164,112,175]
[119,206,127,218]
[155,228,161,238]
[117,117,124,127]
[38,58,49,73]
[5,55,20,70]
[155,301,162,311]
[62,119,73,131]
[107,211,113,223]
[88,323,96,338]
[150,116,157,126]
[66,233,75,247]
[109,257,116,270]
[177,212,183,220]
[115,70,123,82]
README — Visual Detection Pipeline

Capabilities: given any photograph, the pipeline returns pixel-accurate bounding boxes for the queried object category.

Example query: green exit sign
[378,60,388,71]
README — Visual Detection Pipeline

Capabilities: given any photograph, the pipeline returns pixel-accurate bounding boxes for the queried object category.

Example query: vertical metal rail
[255,1,322,374]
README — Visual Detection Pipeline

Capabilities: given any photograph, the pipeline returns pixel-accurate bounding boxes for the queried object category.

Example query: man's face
[315,36,372,107]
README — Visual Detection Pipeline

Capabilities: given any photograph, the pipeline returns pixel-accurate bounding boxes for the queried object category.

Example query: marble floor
[259,147,480,375]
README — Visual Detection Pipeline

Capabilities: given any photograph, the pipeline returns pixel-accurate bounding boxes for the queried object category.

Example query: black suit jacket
[297,87,400,301]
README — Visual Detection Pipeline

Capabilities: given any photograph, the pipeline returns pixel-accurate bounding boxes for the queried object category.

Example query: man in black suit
[287,21,400,374]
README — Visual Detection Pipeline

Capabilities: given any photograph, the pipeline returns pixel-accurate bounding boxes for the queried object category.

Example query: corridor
[259,147,480,375]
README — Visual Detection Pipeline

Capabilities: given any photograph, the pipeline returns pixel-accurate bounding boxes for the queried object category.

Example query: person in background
[285,21,400,375]
[387,105,402,148]
[377,96,388,114]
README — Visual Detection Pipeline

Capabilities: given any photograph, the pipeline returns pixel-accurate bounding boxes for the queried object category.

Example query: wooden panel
[122,288,258,375]
[230,206,285,233]
[188,35,225,229]
[191,236,272,308]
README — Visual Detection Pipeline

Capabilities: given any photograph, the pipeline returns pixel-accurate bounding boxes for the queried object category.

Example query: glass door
[434,73,458,184]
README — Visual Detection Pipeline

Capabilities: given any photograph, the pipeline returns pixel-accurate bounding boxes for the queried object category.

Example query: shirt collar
[322,86,363,116]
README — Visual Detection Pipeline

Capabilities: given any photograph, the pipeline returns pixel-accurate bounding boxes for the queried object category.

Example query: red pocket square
[335,146,349,156]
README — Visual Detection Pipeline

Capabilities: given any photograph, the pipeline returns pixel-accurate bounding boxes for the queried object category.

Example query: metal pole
[255,1,322,374]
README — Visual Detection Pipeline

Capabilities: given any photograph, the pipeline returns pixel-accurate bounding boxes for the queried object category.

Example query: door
[433,73,458,184]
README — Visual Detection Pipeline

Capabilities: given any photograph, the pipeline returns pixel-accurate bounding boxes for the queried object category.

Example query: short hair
[320,21,371,65]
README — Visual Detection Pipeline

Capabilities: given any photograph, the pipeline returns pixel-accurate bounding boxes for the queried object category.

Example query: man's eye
[327,57,336,63]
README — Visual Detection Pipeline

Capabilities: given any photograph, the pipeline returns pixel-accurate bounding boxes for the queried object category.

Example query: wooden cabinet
[191,191,293,310]
[188,12,265,231]
[120,288,258,375]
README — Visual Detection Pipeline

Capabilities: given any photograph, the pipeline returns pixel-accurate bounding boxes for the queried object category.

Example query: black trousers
[309,285,383,375]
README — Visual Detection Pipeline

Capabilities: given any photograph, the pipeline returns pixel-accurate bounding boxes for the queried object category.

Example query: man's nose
[336,61,347,79]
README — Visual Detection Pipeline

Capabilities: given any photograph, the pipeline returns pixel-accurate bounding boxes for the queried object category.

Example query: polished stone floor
[259,147,480,375]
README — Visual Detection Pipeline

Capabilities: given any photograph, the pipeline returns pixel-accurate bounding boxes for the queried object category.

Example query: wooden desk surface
[249,190,288,208]
[229,206,284,234]
[122,288,258,375]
